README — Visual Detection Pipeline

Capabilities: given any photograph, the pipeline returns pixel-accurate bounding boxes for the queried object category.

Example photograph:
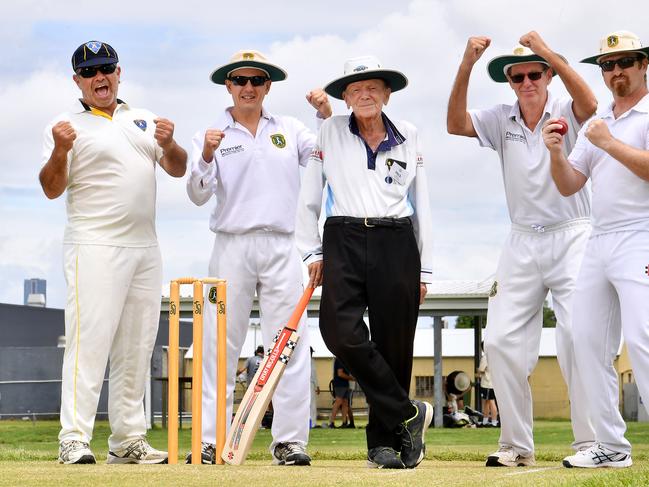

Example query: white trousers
[484,219,594,456]
[572,231,649,455]
[201,231,310,450]
[59,244,162,450]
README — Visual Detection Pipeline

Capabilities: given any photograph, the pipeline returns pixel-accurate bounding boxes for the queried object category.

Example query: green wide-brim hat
[487,44,566,83]
[581,30,649,65]
[210,49,287,84]
[324,55,408,100]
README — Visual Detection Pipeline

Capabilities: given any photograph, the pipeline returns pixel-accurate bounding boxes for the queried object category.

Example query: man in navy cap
[39,40,187,465]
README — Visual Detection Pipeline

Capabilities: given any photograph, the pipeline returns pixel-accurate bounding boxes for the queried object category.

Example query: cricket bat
[221,287,314,465]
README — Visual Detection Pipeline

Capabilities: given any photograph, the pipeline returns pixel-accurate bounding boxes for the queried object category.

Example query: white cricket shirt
[470,93,591,227]
[42,100,163,246]
[296,113,434,283]
[187,107,316,234]
[569,93,649,235]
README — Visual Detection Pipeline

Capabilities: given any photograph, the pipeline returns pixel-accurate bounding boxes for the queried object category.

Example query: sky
[2,0,649,309]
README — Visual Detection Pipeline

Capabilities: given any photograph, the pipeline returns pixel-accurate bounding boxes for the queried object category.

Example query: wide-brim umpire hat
[487,44,566,83]
[210,50,287,84]
[581,30,649,65]
[72,41,118,70]
[324,55,408,100]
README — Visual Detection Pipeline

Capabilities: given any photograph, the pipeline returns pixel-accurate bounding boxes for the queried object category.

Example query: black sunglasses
[76,63,117,79]
[509,71,545,84]
[599,56,641,72]
[228,75,269,87]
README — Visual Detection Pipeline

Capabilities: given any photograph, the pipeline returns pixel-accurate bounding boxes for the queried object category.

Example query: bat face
[221,287,313,465]
[222,328,300,464]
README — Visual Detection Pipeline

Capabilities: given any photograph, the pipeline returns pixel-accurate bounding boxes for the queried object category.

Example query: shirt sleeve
[469,105,505,153]
[290,116,317,168]
[407,125,434,284]
[567,127,592,179]
[41,116,73,170]
[186,129,217,206]
[295,126,326,265]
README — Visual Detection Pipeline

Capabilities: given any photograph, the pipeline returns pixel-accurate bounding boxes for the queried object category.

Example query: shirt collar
[508,91,554,122]
[75,98,126,118]
[601,92,649,119]
[221,106,274,129]
[348,112,406,151]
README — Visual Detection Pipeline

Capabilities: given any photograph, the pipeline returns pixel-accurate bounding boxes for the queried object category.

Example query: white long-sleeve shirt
[187,107,316,234]
[296,113,434,283]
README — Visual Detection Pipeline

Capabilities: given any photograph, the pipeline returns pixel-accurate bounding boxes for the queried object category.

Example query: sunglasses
[76,63,117,79]
[509,71,545,84]
[228,75,269,87]
[599,56,641,72]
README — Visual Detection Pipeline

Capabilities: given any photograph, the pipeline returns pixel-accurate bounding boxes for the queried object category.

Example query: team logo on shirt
[133,119,147,131]
[270,133,286,148]
[310,148,323,162]
[489,281,498,297]
[208,286,217,304]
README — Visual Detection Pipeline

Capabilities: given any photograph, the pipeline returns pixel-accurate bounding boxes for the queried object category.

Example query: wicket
[168,278,227,465]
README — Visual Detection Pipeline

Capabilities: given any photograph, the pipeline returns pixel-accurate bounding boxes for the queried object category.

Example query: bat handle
[285,287,314,330]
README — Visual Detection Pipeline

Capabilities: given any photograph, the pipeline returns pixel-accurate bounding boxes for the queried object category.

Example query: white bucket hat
[581,30,649,65]
[487,44,566,83]
[210,50,287,84]
[324,55,408,100]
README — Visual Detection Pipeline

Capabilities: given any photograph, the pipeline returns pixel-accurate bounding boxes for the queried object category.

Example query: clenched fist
[306,89,332,119]
[202,129,225,163]
[153,118,175,149]
[52,121,76,152]
[585,119,613,150]
[463,36,491,65]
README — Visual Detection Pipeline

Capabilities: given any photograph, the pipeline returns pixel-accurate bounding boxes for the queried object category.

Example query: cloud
[3,0,649,308]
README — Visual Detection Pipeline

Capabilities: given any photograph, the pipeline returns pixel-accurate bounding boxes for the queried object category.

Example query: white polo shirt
[295,113,434,283]
[187,107,315,234]
[42,100,163,247]
[470,93,590,227]
[568,94,649,235]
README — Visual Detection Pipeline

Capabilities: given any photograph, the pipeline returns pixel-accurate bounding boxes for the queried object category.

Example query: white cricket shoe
[563,443,632,468]
[107,438,168,464]
[486,446,535,467]
[58,440,96,464]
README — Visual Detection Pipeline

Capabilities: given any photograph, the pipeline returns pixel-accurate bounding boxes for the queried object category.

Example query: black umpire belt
[325,216,412,228]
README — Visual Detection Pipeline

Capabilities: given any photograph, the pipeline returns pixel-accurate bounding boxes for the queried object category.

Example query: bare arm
[39,121,75,199]
[154,118,187,177]
[542,119,588,195]
[337,368,355,381]
[586,119,649,181]
[520,31,597,123]
[447,36,491,137]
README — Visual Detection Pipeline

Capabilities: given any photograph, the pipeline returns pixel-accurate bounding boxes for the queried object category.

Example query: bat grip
[285,287,314,330]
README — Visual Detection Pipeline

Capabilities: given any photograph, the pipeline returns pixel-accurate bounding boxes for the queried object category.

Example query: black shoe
[342,423,355,429]
[185,442,216,464]
[272,442,311,466]
[367,447,405,469]
[399,400,433,468]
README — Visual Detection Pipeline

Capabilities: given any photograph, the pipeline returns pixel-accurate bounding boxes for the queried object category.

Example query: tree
[456,301,557,329]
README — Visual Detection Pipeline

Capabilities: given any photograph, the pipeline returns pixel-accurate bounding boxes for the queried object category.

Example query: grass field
[1,419,648,486]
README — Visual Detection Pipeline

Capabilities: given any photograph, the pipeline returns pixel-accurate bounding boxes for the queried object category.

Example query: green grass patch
[0,419,648,486]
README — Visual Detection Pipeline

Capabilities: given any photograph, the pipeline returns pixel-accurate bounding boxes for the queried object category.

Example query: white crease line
[505,466,562,476]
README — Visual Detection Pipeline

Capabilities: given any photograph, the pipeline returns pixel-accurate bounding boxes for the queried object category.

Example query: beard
[610,75,631,97]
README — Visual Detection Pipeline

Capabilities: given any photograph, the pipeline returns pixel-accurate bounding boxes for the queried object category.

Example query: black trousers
[319,216,420,450]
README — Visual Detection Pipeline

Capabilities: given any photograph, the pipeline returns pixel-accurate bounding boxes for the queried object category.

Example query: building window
[415,376,434,397]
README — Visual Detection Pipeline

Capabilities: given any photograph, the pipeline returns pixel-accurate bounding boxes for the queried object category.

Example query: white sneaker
[107,438,168,464]
[486,446,535,467]
[563,443,632,468]
[58,440,96,464]
[272,442,311,466]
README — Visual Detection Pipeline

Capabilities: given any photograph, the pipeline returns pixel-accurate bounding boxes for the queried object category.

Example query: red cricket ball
[552,118,568,136]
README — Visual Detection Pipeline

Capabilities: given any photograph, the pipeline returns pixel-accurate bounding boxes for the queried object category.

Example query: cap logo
[514,47,525,55]
[242,52,255,60]
[607,35,619,48]
[353,65,368,72]
[86,41,102,54]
